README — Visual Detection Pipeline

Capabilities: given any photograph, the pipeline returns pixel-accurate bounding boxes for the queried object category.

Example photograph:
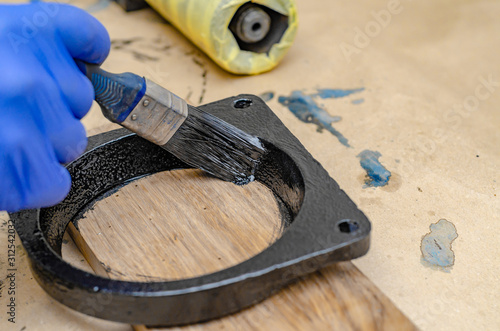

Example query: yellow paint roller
[144,0,298,75]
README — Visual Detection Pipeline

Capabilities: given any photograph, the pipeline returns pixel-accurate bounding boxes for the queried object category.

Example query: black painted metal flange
[11,95,371,326]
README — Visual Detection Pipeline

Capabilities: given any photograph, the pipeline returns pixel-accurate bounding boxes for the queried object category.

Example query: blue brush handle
[76,60,146,123]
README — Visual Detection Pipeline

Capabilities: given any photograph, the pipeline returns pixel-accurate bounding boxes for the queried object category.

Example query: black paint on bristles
[162,105,265,185]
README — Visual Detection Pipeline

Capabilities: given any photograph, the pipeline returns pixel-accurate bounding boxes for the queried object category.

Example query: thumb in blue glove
[0,3,110,212]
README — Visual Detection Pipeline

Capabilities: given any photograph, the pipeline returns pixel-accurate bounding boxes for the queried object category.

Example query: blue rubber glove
[0,3,110,212]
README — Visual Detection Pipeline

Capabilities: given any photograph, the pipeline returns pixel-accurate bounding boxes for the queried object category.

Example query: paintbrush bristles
[162,106,265,185]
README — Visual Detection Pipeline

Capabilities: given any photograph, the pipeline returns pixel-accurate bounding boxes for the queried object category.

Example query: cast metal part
[121,79,188,145]
[229,3,289,54]
[11,95,371,326]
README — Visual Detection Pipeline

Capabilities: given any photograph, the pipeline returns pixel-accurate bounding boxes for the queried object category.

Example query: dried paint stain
[315,88,365,99]
[259,91,275,102]
[277,88,365,147]
[357,150,391,187]
[421,219,458,271]
[85,0,111,13]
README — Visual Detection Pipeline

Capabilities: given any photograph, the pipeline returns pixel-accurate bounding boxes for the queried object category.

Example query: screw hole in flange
[233,98,253,109]
[338,219,359,233]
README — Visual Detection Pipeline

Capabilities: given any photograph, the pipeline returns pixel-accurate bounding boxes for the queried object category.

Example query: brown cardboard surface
[0,0,498,329]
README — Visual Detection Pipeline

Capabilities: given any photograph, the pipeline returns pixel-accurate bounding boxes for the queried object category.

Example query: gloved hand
[0,3,110,212]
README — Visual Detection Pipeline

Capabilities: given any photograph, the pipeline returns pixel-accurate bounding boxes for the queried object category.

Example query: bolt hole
[338,219,359,233]
[233,98,253,109]
[252,22,262,31]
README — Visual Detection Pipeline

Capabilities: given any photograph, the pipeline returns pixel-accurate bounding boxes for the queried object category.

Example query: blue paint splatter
[357,150,391,187]
[421,219,458,271]
[86,0,111,13]
[351,98,364,105]
[278,88,364,147]
[314,88,365,99]
[259,91,275,102]
[278,88,365,147]
[29,0,110,12]
[278,91,349,146]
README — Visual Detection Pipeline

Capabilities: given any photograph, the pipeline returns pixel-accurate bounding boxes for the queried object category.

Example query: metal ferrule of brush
[121,79,188,145]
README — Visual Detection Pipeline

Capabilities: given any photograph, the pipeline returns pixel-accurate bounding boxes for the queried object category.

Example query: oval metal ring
[11,95,371,326]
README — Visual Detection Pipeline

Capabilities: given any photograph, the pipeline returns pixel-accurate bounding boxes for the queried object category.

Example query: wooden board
[70,169,284,281]
[64,127,416,330]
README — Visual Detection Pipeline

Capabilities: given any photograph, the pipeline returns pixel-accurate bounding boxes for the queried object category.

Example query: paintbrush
[78,62,264,185]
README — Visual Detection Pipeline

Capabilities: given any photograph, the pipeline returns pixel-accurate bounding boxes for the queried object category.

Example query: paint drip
[357,150,391,187]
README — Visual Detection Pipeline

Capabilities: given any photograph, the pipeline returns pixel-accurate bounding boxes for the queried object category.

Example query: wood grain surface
[71,169,283,280]
[65,133,416,330]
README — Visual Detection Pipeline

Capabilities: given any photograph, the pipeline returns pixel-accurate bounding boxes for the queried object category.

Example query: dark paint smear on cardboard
[357,150,391,187]
[421,219,458,272]
[110,38,160,62]
[278,88,365,147]
[191,58,208,104]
